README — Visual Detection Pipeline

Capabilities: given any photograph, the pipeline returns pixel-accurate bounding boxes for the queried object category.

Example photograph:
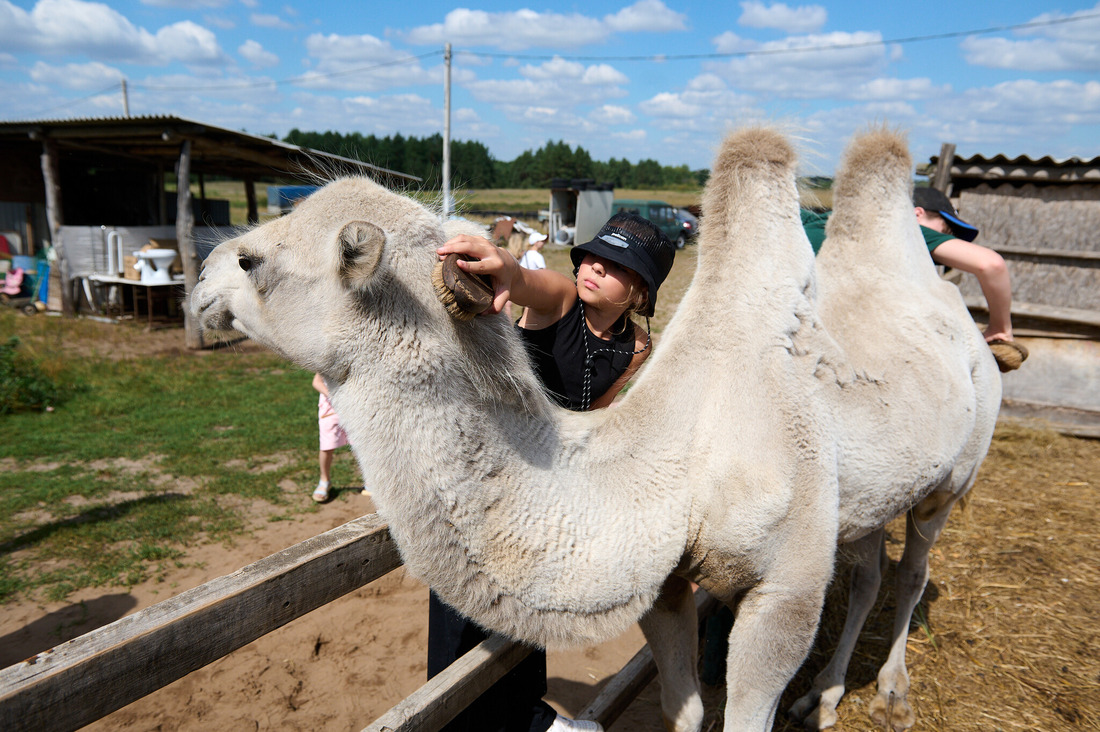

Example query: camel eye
[238,256,254,272]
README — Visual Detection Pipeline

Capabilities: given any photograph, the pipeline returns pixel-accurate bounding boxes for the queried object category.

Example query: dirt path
[3,425,1098,731]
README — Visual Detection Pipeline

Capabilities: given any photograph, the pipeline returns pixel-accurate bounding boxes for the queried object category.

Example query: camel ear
[337,221,385,290]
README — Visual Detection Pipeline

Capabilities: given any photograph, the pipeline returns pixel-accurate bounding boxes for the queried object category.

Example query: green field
[0,311,355,603]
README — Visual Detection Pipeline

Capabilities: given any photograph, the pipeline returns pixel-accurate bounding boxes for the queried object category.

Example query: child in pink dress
[312,373,349,503]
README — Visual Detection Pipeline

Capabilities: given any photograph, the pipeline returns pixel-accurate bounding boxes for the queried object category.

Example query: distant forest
[282,129,709,190]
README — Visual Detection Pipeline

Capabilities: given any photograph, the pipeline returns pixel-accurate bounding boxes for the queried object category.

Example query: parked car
[610,199,687,249]
[675,208,698,245]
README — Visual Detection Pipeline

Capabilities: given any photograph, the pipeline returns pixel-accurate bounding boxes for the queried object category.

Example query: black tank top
[516,299,639,412]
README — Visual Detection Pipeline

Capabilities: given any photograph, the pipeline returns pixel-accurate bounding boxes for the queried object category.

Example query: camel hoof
[788,693,838,730]
[869,690,915,731]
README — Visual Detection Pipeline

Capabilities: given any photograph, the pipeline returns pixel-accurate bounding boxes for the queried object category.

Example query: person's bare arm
[438,235,576,324]
[312,373,329,398]
[930,239,1013,341]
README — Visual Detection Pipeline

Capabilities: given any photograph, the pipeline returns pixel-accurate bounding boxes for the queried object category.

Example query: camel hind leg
[869,488,963,731]
[787,528,886,729]
[638,576,704,732]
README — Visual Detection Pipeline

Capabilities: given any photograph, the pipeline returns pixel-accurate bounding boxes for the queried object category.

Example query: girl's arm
[438,235,576,324]
[588,321,651,410]
[312,373,329,398]
[930,239,1013,341]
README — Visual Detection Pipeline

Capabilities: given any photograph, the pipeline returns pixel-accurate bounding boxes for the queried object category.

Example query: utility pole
[121,78,130,118]
[442,43,452,220]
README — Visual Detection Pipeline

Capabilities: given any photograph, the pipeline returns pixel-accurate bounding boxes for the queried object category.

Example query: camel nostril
[239,256,253,272]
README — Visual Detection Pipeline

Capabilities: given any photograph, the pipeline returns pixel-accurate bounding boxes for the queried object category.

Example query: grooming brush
[432,253,495,321]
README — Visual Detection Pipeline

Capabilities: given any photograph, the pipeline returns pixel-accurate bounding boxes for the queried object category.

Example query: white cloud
[959,79,1100,128]
[713,31,753,55]
[142,0,227,7]
[604,0,687,33]
[251,13,293,30]
[850,77,948,102]
[520,57,586,81]
[29,60,121,90]
[402,1,685,51]
[465,57,629,109]
[155,21,225,64]
[961,4,1100,72]
[961,36,1100,72]
[705,31,889,99]
[301,32,435,91]
[204,14,235,31]
[403,8,606,50]
[581,64,629,85]
[641,92,702,118]
[239,39,278,68]
[0,0,228,66]
[738,1,826,34]
[591,104,636,125]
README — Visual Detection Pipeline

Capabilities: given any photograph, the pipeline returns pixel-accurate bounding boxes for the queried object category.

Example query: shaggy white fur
[190,124,998,732]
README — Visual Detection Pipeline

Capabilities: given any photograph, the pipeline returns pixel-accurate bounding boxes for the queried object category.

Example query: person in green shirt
[801,186,1027,372]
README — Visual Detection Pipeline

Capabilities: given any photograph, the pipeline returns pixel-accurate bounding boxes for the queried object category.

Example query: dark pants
[428,591,557,732]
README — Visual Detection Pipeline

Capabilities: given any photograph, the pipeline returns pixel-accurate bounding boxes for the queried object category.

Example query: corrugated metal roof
[0,114,420,184]
[924,151,1100,185]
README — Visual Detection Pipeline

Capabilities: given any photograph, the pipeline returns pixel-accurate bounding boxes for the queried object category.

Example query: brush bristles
[432,260,480,322]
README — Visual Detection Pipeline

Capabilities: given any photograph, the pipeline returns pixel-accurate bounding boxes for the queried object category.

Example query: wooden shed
[922,145,1100,434]
[0,115,420,347]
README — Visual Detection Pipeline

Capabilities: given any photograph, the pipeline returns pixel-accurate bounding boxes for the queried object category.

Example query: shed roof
[0,115,420,185]
[921,151,1100,187]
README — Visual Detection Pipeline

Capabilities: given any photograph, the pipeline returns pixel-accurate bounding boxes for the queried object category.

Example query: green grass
[0,310,360,604]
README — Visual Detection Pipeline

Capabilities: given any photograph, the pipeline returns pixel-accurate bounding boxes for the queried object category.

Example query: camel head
[191,176,546,409]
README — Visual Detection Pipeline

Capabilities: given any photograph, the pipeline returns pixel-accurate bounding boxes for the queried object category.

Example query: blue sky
[2,0,1099,177]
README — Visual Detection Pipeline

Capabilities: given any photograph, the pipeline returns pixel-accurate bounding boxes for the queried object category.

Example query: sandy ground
[3,421,1099,731]
[0,492,663,731]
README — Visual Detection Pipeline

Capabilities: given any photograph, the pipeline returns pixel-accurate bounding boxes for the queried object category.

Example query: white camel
[190,124,998,731]
[785,128,1001,730]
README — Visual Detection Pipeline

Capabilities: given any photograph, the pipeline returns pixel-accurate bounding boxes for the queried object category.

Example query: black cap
[570,212,676,316]
[913,187,979,242]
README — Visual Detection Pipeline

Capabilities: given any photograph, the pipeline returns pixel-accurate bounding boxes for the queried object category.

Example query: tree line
[282,129,708,190]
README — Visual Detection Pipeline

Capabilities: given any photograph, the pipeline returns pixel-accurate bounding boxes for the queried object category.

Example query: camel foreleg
[639,575,704,732]
[723,576,828,732]
[868,491,960,731]
[788,528,886,729]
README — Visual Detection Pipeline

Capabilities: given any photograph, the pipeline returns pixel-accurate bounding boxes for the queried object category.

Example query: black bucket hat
[570,211,676,317]
[913,187,979,242]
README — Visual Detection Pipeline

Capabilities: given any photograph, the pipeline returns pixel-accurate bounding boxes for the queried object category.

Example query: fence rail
[0,513,704,732]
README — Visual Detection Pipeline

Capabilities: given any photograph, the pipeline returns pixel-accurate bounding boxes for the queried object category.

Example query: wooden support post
[39,138,74,315]
[931,142,956,195]
[176,140,203,349]
[245,177,258,225]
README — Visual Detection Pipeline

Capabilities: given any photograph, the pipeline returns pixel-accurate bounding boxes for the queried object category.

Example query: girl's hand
[437,235,519,314]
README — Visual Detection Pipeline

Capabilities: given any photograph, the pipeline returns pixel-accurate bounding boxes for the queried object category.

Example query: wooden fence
[0,513,714,732]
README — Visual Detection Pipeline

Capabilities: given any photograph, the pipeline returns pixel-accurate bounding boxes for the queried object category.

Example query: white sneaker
[547,714,603,732]
[312,482,330,503]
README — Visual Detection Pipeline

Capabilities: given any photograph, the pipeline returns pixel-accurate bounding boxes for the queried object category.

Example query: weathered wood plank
[994,246,1100,263]
[963,296,1100,329]
[363,634,533,732]
[0,513,402,732]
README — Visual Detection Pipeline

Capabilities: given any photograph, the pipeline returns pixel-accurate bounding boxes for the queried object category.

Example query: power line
[129,50,442,92]
[16,81,123,119]
[459,11,1100,62]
